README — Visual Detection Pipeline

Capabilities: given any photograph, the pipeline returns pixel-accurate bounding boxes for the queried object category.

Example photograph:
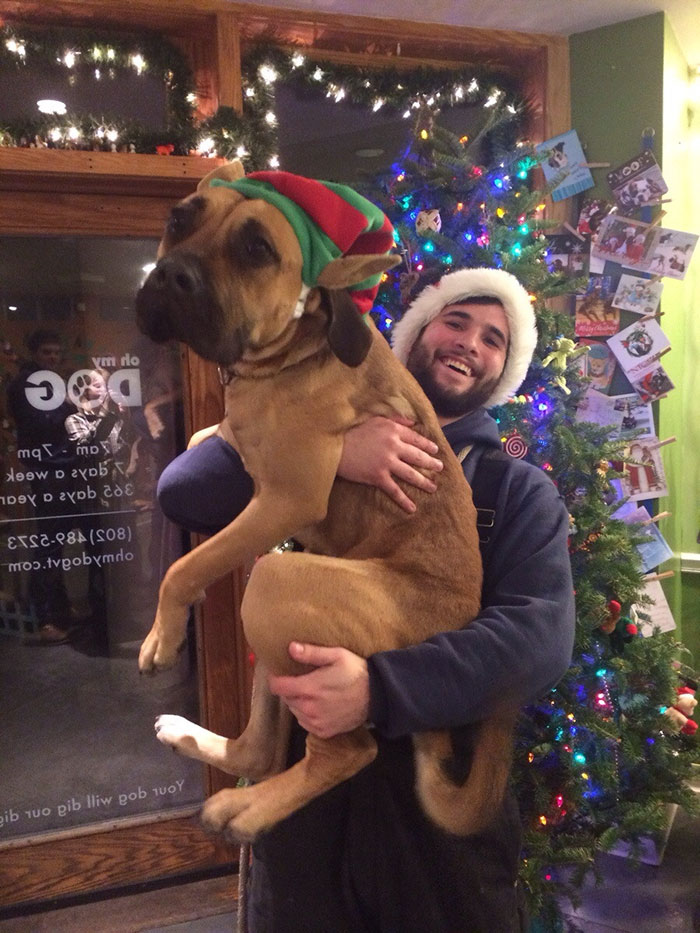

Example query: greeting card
[544,234,589,278]
[574,275,620,337]
[577,197,615,236]
[607,318,670,376]
[536,130,595,202]
[607,150,668,210]
[628,361,675,403]
[612,274,663,315]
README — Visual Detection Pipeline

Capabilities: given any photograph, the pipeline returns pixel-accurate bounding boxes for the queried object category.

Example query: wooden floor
[0,873,238,933]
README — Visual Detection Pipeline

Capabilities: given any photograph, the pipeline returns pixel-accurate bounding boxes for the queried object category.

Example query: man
[157,267,575,932]
[6,329,78,644]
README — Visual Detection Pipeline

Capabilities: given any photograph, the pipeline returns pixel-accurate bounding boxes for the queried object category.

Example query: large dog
[136,161,514,844]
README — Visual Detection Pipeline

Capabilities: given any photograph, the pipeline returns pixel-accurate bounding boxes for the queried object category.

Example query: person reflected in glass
[6,329,78,644]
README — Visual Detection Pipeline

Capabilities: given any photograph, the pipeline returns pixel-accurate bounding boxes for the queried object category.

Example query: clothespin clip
[581,162,611,169]
[650,436,676,450]
[563,221,585,242]
[643,570,675,582]
[643,510,671,524]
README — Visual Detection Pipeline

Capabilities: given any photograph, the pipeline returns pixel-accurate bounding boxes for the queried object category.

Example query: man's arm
[270,467,575,739]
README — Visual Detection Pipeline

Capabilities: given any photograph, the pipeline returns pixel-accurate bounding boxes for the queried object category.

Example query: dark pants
[247,731,526,933]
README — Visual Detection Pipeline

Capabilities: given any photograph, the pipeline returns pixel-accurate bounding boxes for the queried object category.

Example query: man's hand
[338,416,443,513]
[268,642,370,739]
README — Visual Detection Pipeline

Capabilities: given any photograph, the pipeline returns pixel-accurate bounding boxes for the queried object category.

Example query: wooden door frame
[0,150,242,910]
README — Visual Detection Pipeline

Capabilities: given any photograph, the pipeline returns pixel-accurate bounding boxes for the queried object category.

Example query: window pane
[0,236,203,841]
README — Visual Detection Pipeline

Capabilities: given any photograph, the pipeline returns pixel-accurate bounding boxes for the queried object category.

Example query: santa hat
[391,267,538,408]
[210,170,395,315]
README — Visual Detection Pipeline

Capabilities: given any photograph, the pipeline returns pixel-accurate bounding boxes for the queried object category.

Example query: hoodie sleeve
[367,462,575,737]
[157,435,254,536]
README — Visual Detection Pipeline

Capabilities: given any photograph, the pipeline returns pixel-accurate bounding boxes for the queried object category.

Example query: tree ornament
[599,599,621,634]
[664,687,698,735]
[541,336,589,394]
[503,431,528,459]
[415,208,442,235]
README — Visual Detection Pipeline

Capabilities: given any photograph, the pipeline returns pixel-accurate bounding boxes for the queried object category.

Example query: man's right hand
[338,416,443,513]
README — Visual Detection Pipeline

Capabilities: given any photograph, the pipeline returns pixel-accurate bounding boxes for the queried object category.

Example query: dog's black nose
[135,253,208,343]
[150,254,202,298]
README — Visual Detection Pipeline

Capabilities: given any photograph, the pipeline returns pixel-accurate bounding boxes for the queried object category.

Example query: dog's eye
[166,197,204,243]
[245,236,275,264]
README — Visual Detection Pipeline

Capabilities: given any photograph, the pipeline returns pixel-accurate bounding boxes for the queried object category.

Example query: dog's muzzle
[136,252,212,344]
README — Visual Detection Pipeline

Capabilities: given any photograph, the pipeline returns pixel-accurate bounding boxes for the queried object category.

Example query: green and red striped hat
[210,170,395,315]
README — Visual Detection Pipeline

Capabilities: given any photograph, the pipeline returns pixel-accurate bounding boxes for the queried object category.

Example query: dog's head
[136,161,399,368]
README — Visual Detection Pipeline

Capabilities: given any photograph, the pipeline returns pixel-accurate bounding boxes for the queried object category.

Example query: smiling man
[157,267,575,932]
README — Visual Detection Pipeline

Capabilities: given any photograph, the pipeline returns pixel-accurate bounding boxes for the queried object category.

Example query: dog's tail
[413,712,516,836]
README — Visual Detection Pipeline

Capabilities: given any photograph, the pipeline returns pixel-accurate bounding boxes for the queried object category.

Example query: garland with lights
[0,24,197,152]
[1,26,524,161]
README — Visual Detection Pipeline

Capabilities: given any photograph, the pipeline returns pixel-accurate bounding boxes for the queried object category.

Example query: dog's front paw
[138,607,188,673]
[201,787,268,845]
[155,714,203,757]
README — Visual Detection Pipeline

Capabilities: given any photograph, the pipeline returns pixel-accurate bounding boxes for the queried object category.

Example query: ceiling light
[37,99,67,115]
[355,148,385,158]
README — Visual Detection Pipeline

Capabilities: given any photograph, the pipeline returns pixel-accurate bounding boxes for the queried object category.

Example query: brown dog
[136,161,514,844]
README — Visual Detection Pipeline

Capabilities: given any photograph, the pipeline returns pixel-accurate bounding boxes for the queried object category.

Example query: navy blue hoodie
[367,407,575,737]
[157,407,575,735]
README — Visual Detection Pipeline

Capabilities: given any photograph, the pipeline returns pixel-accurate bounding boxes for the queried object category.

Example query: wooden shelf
[0,149,225,197]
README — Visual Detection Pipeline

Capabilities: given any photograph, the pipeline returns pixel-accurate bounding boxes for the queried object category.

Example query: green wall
[570,13,700,668]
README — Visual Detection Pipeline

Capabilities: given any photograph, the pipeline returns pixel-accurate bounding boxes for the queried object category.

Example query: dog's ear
[317,253,400,290]
[319,288,372,368]
[196,159,245,192]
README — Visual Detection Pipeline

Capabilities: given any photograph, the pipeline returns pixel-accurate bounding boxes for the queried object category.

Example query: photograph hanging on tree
[575,387,654,439]
[632,578,676,635]
[629,360,675,402]
[535,128,595,201]
[579,338,618,393]
[611,502,673,572]
[606,150,668,210]
[607,317,671,377]
[577,197,615,236]
[544,233,589,278]
[574,274,621,337]
[612,273,663,315]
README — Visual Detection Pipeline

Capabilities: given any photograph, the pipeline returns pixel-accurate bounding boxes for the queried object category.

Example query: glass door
[0,235,204,841]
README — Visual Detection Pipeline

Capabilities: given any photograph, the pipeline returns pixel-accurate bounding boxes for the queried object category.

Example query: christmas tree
[363,106,698,928]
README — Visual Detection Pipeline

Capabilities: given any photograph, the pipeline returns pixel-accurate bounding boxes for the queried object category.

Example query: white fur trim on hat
[391,268,537,408]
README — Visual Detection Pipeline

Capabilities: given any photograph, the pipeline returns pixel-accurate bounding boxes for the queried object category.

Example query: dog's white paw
[154,714,202,756]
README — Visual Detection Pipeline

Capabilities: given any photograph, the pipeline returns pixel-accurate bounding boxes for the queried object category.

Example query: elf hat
[391,267,538,408]
[210,170,395,315]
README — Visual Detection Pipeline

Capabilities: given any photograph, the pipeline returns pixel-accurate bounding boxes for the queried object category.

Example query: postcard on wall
[577,198,615,236]
[606,150,668,211]
[645,228,698,280]
[574,275,620,337]
[617,439,669,502]
[536,130,595,202]
[628,361,675,403]
[607,393,655,440]
[633,579,676,636]
[591,214,657,270]
[575,387,655,440]
[544,234,589,278]
[579,338,618,394]
[606,318,670,376]
[613,502,673,569]
[612,274,663,315]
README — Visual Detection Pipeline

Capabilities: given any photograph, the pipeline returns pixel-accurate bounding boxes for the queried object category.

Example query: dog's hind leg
[200,727,377,844]
[155,663,291,782]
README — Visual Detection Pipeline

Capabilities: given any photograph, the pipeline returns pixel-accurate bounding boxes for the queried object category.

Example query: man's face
[33,342,62,370]
[406,301,509,422]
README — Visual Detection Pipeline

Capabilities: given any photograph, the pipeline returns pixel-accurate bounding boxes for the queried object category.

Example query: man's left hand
[268,642,370,739]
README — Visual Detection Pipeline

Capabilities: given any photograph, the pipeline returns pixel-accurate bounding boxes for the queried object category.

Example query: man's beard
[406,341,499,417]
